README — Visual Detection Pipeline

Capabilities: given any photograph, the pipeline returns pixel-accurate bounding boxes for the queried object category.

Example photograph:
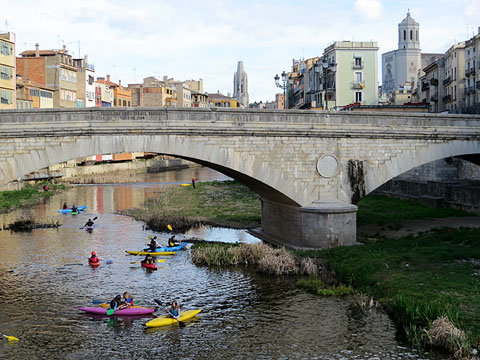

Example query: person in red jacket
[89,251,99,263]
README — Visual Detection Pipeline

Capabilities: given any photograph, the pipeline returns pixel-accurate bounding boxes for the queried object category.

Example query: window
[416,31,418,41]
[29,88,40,97]
[0,40,13,56]
[128,101,130,106]
[123,99,126,106]
[60,89,76,101]
[114,97,117,106]
[1,89,13,104]
[0,65,12,80]
[355,72,362,82]
[355,91,362,102]
[403,30,406,41]
[410,30,412,40]
[40,90,53,99]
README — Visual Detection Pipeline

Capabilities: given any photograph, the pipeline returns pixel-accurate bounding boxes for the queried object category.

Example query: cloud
[354,0,383,20]
[465,0,480,20]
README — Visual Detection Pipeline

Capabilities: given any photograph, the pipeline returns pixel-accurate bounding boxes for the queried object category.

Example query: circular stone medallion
[316,154,339,178]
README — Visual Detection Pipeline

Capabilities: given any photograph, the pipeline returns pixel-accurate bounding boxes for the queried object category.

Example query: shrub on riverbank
[191,242,318,276]
[123,181,261,231]
[0,181,66,213]
[297,228,480,358]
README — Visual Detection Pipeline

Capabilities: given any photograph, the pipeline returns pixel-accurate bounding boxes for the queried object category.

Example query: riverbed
[0,167,441,359]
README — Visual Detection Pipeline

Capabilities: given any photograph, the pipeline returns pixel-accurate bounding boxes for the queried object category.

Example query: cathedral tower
[233,61,249,108]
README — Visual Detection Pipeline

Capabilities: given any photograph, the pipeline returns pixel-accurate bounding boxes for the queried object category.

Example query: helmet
[91,251,96,255]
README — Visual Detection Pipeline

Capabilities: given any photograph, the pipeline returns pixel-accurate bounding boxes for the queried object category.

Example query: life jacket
[168,239,175,247]
[125,298,133,305]
[109,299,118,310]
[89,256,99,263]
[171,308,179,317]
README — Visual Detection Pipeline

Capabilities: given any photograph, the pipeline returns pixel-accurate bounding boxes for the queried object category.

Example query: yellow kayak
[145,309,202,328]
[180,183,191,187]
[125,250,176,256]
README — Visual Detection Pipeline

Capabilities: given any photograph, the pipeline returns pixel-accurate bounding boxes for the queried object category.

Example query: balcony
[471,68,476,76]
[443,76,452,86]
[430,78,439,86]
[421,82,430,90]
[430,93,438,101]
[442,94,452,103]
[351,81,365,89]
[477,81,480,89]
[466,69,471,77]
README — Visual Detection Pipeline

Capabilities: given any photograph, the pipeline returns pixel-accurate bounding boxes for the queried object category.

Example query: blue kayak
[58,206,86,214]
[143,243,187,252]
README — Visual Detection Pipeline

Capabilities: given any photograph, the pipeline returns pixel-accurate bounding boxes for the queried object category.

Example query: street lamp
[274,70,288,109]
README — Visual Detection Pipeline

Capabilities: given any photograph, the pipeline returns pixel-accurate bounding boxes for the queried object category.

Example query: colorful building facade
[0,31,15,109]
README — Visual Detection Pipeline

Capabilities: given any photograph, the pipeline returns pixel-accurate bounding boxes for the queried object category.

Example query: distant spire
[407,9,410,16]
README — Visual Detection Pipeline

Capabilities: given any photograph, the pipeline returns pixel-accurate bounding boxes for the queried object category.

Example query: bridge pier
[258,199,359,249]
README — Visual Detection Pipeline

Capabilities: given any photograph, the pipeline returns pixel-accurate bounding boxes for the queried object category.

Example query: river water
[0,167,441,359]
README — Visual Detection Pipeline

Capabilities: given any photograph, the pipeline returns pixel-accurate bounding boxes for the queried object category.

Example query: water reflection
[0,167,441,359]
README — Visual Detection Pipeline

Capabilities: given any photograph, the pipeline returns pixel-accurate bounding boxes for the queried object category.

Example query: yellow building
[207,92,239,108]
[0,31,15,109]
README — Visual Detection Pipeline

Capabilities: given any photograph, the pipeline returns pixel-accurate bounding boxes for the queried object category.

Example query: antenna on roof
[4,20,7,31]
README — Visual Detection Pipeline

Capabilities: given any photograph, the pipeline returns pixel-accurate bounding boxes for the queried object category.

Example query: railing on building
[466,69,471,77]
[477,80,480,90]
[471,67,476,76]
[352,61,364,69]
[430,78,439,86]
[442,94,452,103]
[443,76,452,86]
[430,93,438,101]
[86,63,95,71]
[421,81,430,90]
[351,81,365,89]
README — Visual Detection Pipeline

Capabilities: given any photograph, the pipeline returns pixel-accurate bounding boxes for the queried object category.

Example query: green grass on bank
[297,227,480,349]
[0,181,66,213]
[357,194,471,226]
[125,180,261,230]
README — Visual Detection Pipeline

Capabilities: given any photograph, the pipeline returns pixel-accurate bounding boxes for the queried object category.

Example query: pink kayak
[78,306,155,316]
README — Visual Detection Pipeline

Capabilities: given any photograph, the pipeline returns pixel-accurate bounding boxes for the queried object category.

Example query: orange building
[16,78,54,109]
[96,75,131,107]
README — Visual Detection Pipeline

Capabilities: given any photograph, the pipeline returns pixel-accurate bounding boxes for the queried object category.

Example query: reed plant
[191,242,317,276]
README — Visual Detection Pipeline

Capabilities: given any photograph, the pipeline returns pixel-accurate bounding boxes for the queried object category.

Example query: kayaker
[123,292,134,306]
[63,202,68,209]
[165,300,181,318]
[148,236,158,252]
[109,295,128,311]
[89,251,99,263]
[84,219,95,228]
[71,204,77,212]
[143,254,154,265]
[168,234,179,247]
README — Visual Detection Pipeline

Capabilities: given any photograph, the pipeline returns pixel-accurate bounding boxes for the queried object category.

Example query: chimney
[84,54,88,64]
[478,27,480,35]
[63,44,66,53]
[35,43,39,57]
[118,80,122,87]
[163,76,168,82]
[107,75,110,82]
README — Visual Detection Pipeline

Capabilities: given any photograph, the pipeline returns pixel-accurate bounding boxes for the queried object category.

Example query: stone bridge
[1,107,479,249]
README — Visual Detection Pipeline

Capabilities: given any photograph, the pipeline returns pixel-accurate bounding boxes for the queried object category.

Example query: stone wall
[375,179,480,214]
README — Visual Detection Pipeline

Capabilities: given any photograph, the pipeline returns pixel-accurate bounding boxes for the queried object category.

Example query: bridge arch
[366,140,480,198]
[4,134,300,206]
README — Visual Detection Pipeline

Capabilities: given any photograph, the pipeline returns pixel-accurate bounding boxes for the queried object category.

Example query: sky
[2,0,480,103]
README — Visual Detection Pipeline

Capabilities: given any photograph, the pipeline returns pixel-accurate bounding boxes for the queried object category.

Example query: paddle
[130,259,165,265]
[1,333,19,342]
[93,299,140,305]
[154,299,185,327]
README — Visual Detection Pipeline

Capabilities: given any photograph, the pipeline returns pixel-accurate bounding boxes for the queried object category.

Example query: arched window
[416,31,418,41]
[404,30,406,41]
[410,30,412,40]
